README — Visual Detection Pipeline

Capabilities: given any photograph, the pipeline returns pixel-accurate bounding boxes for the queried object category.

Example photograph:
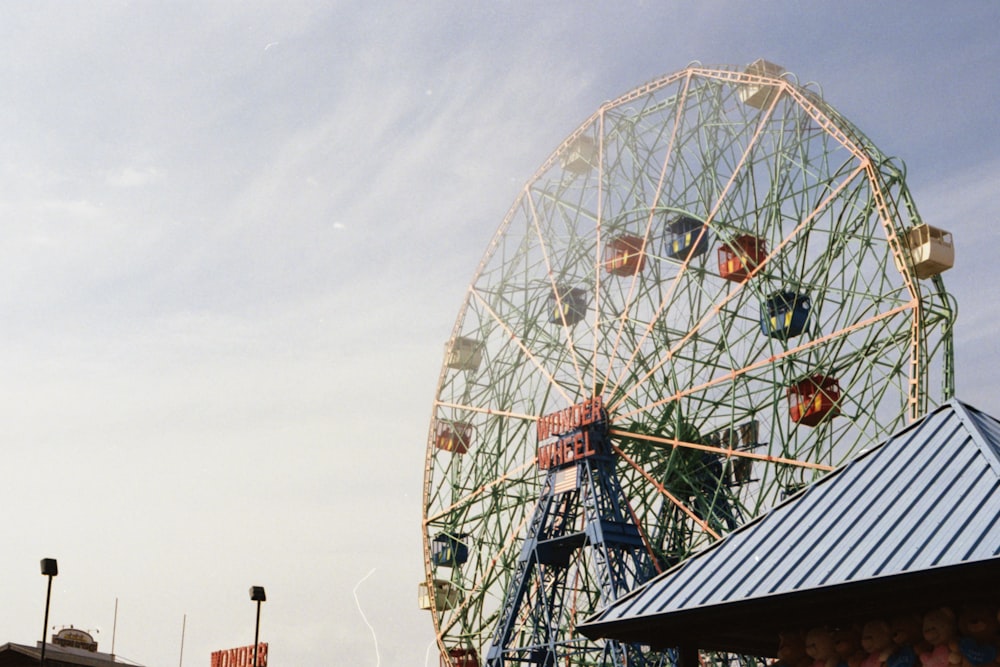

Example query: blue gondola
[431,533,469,567]
[547,286,589,325]
[666,216,709,260]
[760,291,811,339]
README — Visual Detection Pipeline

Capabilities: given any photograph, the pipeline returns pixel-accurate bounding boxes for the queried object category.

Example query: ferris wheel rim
[421,61,955,663]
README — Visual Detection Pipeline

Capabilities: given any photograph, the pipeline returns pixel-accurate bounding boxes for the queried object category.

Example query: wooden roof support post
[678,645,700,667]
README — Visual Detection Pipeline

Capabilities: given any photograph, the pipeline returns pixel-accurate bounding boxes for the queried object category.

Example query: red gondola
[788,375,840,426]
[435,421,472,454]
[718,234,767,282]
[604,234,647,276]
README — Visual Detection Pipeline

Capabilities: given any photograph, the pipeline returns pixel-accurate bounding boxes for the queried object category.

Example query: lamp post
[39,558,58,667]
[249,586,266,667]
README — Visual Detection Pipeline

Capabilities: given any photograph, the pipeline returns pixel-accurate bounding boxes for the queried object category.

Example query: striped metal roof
[580,398,1000,653]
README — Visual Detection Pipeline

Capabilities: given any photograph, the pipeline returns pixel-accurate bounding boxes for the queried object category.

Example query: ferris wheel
[420,61,956,666]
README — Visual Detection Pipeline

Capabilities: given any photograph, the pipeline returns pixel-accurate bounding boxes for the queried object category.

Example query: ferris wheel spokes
[606,159,874,416]
[423,62,955,667]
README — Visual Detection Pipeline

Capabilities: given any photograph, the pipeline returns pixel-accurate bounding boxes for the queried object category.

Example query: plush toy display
[956,604,999,667]
[807,626,842,667]
[889,614,926,667]
[835,625,866,667]
[775,631,813,667]
[860,619,895,667]
[777,605,999,667]
[919,607,960,667]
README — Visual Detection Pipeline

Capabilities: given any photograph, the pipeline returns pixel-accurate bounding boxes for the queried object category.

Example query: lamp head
[249,586,266,602]
[40,559,58,577]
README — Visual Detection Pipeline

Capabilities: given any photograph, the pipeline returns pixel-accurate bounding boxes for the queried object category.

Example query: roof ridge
[946,398,1000,477]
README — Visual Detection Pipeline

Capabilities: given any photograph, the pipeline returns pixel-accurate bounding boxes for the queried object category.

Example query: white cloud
[105,166,161,188]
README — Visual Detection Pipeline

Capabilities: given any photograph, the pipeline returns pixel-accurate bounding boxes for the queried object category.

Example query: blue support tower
[485,400,667,666]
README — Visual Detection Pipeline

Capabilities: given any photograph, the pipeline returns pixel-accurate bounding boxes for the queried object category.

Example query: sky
[1,2,998,666]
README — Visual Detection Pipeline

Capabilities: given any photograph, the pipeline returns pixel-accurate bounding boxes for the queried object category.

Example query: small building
[0,639,143,667]
[579,399,1000,661]
[0,628,143,667]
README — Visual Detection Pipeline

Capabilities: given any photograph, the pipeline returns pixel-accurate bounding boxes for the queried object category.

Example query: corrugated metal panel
[583,398,1000,628]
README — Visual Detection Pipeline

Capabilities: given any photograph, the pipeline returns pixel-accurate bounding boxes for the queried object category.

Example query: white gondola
[445,336,482,371]
[739,59,785,109]
[561,135,596,174]
[418,579,460,611]
[905,224,954,279]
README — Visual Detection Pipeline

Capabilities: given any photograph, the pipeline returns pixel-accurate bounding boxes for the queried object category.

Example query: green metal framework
[422,62,955,666]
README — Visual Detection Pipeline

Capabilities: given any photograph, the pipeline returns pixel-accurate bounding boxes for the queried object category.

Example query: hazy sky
[1,3,998,666]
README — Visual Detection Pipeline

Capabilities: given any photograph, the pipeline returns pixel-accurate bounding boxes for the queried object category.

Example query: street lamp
[39,558,58,667]
[249,586,266,667]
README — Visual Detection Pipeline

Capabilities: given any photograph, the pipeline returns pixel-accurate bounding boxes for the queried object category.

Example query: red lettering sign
[537,430,599,470]
[536,396,608,470]
[537,396,604,441]
[211,643,268,667]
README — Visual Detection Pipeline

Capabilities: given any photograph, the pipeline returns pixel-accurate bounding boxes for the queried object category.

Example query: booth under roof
[578,399,1000,658]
